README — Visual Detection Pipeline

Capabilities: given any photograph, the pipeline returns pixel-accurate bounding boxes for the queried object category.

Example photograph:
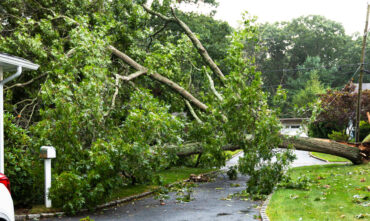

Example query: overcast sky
[180,0,370,35]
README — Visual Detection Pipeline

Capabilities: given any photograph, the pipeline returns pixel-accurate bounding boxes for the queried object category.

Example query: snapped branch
[141,4,225,81]
[5,73,47,91]
[185,100,203,124]
[108,45,208,111]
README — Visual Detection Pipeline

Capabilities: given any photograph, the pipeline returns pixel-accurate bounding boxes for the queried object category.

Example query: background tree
[256,15,367,116]
[309,82,370,138]
[291,72,326,117]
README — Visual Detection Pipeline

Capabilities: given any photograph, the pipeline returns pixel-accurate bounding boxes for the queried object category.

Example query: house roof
[280,118,309,124]
[0,52,39,72]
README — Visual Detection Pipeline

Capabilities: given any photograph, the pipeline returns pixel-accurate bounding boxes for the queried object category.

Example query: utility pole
[355,4,370,143]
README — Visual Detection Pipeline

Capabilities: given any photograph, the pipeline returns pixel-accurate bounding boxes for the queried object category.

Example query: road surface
[45,150,327,221]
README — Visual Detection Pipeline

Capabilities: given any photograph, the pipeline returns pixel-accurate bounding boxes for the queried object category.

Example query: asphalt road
[45,150,326,221]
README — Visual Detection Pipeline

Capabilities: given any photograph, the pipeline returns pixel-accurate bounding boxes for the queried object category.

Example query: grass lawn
[267,164,370,221]
[311,152,350,163]
[225,149,242,159]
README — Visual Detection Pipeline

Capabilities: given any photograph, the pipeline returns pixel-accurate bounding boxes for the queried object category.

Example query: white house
[280,118,309,137]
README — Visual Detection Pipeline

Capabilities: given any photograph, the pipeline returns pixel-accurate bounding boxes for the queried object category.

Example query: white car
[0,173,14,221]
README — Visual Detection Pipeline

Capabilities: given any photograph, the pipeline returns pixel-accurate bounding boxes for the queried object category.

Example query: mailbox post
[40,146,56,208]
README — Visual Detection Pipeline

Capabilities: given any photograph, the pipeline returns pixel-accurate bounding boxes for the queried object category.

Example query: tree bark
[279,136,363,165]
[170,8,225,81]
[150,72,208,111]
[116,70,147,81]
[185,100,203,124]
[206,73,223,101]
[175,136,364,165]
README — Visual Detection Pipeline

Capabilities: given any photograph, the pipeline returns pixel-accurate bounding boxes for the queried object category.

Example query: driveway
[45,150,326,221]
[290,150,328,167]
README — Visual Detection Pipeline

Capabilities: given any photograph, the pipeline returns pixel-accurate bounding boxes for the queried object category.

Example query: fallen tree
[174,136,364,165]
[5,0,367,212]
[108,10,366,166]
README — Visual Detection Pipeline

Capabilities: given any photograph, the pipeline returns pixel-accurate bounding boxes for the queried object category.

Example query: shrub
[49,172,87,214]
[277,175,311,190]
[308,121,343,138]
[328,130,349,142]
[4,114,43,207]
[227,166,238,180]
[359,121,370,141]
[363,134,370,143]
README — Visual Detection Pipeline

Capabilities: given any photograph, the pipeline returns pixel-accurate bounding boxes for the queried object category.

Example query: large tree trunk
[279,136,363,165]
[176,136,364,165]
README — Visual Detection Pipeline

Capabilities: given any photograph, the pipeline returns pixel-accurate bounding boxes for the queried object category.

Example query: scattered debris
[189,173,210,182]
[217,212,232,216]
[227,166,238,180]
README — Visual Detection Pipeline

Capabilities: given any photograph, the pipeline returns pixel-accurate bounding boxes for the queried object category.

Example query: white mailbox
[40,146,56,159]
[40,146,56,208]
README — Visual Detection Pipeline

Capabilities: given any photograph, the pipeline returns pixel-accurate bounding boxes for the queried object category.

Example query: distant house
[280,118,309,137]
[353,83,370,92]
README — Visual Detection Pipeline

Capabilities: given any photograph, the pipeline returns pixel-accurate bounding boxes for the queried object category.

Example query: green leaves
[1,0,295,212]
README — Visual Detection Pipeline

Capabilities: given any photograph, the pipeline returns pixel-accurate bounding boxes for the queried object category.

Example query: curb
[308,153,350,164]
[259,193,272,221]
[15,212,65,221]
[15,170,219,220]
[308,152,329,162]
[15,188,156,220]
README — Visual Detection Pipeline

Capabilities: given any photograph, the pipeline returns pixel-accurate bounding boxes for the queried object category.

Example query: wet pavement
[290,150,328,167]
[46,173,261,221]
[45,150,326,221]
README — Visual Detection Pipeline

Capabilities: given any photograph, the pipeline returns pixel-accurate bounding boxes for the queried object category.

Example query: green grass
[108,167,214,202]
[311,152,350,162]
[224,150,243,161]
[28,205,60,214]
[267,164,370,221]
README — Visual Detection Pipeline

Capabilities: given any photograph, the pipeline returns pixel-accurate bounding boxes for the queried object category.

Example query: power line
[262,64,363,90]
[326,65,362,107]
[257,63,367,74]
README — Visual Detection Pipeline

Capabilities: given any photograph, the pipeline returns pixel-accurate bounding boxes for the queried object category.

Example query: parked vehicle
[0,173,14,221]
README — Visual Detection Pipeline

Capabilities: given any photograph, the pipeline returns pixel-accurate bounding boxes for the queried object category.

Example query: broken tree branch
[142,5,174,22]
[108,45,147,72]
[150,72,208,111]
[111,74,120,109]
[108,45,208,111]
[116,70,147,81]
[170,8,225,81]
[185,100,202,124]
[206,73,223,101]
[141,5,225,81]
[148,22,169,50]
[5,73,47,91]
[26,101,38,128]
